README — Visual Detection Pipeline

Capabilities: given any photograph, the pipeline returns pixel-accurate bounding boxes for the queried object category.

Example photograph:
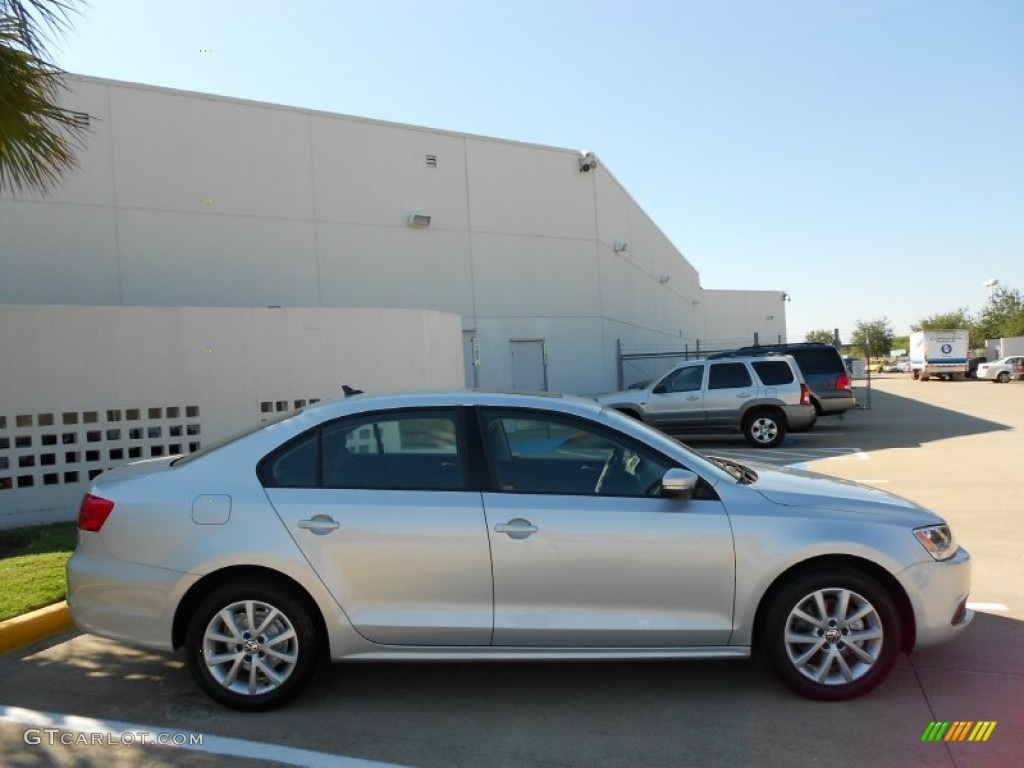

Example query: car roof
[299,389,602,419]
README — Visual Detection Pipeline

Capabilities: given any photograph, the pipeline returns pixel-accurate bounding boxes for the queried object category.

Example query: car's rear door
[702,362,757,427]
[478,407,735,647]
[262,408,493,646]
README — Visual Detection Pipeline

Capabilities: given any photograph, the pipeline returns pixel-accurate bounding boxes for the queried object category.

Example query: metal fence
[615,334,783,390]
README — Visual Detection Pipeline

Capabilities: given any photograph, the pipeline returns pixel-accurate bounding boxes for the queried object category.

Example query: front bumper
[900,545,973,648]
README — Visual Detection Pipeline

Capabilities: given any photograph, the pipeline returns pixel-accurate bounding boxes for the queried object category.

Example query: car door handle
[686,395,699,401]
[298,515,340,535]
[736,392,752,398]
[494,518,538,539]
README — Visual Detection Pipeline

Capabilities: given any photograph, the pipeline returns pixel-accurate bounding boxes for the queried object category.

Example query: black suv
[707,343,855,428]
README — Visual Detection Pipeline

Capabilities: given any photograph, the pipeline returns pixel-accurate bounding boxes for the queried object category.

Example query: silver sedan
[67,391,972,710]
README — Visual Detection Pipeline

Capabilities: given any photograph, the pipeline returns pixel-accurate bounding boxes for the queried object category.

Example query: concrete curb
[0,601,74,655]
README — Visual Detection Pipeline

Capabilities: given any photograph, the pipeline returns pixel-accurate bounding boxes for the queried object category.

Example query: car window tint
[321,411,463,491]
[480,409,672,497]
[708,363,752,389]
[790,347,844,376]
[660,365,703,392]
[752,360,794,385]
[261,430,318,487]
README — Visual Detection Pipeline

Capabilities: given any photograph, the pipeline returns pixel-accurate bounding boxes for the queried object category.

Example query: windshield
[599,407,733,484]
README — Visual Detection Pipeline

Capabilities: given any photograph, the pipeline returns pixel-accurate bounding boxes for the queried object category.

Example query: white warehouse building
[0,74,787,524]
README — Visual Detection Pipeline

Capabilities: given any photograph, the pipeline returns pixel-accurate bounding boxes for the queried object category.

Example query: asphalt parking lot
[1,375,1021,768]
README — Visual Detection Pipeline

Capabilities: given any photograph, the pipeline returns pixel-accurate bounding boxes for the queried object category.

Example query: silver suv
[597,354,815,448]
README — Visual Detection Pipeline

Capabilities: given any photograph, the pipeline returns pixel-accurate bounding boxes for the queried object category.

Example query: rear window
[787,347,845,376]
[752,360,795,385]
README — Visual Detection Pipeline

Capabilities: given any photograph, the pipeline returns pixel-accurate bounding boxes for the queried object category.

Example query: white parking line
[0,706,407,768]
[966,602,1011,613]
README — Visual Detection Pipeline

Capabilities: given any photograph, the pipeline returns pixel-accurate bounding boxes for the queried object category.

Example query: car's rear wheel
[763,569,900,701]
[742,410,785,448]
[185,581,320,711]
[997,371,1010,383]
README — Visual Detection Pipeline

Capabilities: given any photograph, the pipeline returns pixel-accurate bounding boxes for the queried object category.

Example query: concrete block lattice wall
[0,305,463,527]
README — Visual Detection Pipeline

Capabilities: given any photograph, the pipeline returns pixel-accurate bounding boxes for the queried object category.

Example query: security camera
[578,150,597,172]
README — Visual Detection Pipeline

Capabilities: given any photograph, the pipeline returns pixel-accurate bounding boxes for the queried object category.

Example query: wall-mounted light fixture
[781,292,790,302]
[407,214,431,228]
[658,275,670,284]
[613,241,628,254]
[578,150,597,172]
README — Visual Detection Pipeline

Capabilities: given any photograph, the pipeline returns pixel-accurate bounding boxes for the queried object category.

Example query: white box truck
[910,329,970,380]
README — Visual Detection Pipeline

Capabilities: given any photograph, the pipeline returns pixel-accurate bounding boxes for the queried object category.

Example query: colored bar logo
[921,721,997,742]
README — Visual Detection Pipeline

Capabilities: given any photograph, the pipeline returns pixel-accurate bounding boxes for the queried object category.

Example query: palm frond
[0,0,76,55]
[0,12,87,194]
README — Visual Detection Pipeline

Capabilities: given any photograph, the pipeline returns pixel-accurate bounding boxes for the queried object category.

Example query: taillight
[836,374,851,390]
[79,494,114,532]
[800,383,810,405]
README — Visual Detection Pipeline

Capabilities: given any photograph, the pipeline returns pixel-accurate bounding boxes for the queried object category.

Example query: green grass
[0,522,77,622]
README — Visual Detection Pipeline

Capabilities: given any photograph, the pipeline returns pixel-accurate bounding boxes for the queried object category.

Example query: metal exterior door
[510,340,547,391]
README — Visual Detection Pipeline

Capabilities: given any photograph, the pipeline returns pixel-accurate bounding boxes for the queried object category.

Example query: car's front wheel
[763,568,901,700]
[185,581,320,711]
[742,410,786,448]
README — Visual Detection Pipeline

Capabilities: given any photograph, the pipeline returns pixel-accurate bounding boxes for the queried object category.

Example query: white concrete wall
[0,74,786,397]
[0,305,463,527]
[701,289,789,351]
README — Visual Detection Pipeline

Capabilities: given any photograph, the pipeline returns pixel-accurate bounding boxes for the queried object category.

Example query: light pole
[984,278,999,298]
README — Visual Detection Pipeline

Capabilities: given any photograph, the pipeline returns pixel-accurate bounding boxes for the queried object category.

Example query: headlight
[914,524,959,561]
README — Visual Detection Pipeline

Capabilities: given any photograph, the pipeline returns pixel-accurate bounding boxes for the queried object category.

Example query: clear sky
[51,0,1023,342]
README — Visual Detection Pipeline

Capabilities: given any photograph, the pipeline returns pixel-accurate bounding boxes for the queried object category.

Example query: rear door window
[752,360,795,385]
[321,411,464,490]
[708,363,753,389]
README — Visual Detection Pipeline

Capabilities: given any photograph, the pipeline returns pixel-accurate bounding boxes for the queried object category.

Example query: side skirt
[336,646,751,662]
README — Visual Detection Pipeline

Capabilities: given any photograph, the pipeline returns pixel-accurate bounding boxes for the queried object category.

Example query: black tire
[742,409,786,448]
[763,568,901,701]
[185,580,321,711]
[997,371,1010,383]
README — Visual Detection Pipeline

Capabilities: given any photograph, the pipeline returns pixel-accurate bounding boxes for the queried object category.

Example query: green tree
[976,286,1024,341]
[804,329,835,344]
[850,318,895,357]
[0,0,87,194]
[911,308,980,349]
[911,308,972,332]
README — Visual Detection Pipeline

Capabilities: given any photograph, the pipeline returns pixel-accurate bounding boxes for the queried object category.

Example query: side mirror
[652,383,667,395]
[661,468,699,499]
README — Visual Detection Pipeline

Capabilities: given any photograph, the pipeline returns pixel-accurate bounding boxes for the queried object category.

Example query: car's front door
[478,408,735,647]
[644,363,707,429]
[262,408,493,646]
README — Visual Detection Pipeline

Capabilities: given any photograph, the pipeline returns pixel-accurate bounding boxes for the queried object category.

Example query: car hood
[746,462,939,525]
